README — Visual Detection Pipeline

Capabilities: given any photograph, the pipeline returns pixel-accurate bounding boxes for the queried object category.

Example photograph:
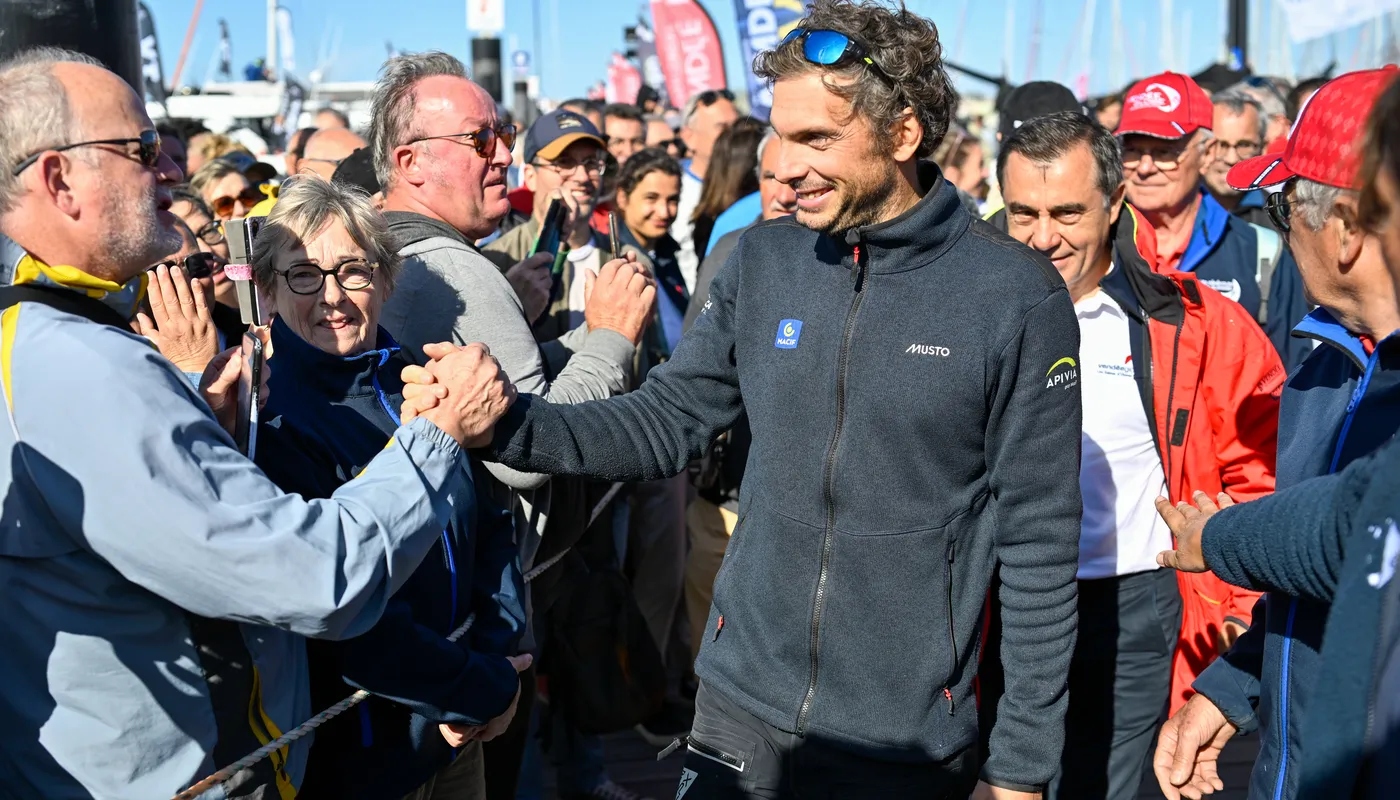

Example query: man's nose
[1031,218,1061,252]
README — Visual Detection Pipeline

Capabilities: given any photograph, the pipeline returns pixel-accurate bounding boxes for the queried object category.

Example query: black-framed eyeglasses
[279,259,378,295]
[406,124,518,158]
[531,157,607,176]
[1266,184,1294,234]
[780,28,895,86]
[151,252,224,280]
[11,129,161,176]
[693,89,735,107]
[196,220,226,246]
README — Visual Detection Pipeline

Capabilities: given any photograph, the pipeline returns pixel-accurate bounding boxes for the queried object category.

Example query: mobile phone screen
[235,332,265,457]
[532,199,565,259]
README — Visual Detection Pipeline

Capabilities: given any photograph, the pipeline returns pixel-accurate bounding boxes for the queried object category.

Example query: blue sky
[143,0,1393,103]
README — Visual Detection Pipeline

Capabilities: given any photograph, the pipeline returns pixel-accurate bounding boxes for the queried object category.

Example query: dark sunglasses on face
[211,187,267,220]
[780,28,895,86]
[11,129,162,176]
[406,124,519,158]
[693,89,735,107]
[1266,184,1293,234]
[151,252,223,280]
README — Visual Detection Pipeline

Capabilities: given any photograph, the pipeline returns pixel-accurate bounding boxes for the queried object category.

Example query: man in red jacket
[993,111,1283,800]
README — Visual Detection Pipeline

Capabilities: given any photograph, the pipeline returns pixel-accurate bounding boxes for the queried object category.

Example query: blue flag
[732,0,807,121]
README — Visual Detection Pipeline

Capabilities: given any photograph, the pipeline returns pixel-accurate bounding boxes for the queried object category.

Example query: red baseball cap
[1115,72,1214,139]
[1227,66,1399,191]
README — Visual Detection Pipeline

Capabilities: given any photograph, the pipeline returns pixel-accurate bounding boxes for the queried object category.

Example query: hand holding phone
[234,331,267,457]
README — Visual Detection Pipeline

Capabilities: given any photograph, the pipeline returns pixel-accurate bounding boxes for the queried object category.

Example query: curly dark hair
[753,0,957,159]
[616,147,682,197]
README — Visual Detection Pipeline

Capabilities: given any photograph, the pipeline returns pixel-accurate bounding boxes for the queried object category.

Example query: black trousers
[1049,567,1182,800]
[678,683,977,800]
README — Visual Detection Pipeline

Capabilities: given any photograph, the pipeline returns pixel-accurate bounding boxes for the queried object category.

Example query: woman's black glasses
[152,252,223,280]
[280,260,377,295]
[12,129,161,176]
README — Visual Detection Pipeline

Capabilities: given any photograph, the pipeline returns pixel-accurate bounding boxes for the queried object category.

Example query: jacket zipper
[372,366,458,631]
[943,539,957,715]
[797,241,867,735]
[1162,319,1184,493]
[687,738,746,772]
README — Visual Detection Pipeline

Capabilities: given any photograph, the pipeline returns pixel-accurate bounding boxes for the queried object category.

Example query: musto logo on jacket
[1046,357,1079,389]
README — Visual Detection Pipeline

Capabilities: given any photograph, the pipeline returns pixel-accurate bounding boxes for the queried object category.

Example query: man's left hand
[1155,491,1235,572]
[137,263,221,373]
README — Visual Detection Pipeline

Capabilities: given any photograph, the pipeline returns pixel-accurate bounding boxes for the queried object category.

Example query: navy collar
[1180,189,1229,273]
[1292,307,1371,371]
[269,316,403,400]
[830,161,970,274]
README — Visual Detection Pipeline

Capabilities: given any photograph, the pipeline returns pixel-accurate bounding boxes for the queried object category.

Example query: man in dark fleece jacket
[1155,433,1400,800]
[424,4,1083,797]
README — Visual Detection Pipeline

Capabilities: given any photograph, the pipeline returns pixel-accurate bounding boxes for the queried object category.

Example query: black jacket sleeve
[1202,443,1381,603]
[980,289,1085,791]
[489,243,745,481]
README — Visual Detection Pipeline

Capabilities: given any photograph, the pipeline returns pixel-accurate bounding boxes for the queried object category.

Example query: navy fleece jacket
[1200,433,1400,799]
[489,164,1084,791]
[256,319,525,800]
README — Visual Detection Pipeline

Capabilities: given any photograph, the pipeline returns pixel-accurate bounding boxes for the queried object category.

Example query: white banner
[1279,0,1400,43]
[467,0,505,34]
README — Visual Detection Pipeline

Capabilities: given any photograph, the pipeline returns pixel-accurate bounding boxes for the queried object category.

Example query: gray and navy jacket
[1192,310,1400,799]
[1198,430,1400,800]
[0,253,470,799]
[488,164,1084,791]
[255,319,525,799]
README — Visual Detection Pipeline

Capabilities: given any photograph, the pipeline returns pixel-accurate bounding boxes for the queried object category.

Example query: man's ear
[1107,182,1128,225]
[36,153,81,219]
[392,144,426,188]
[891,108,923,163]
[522,164,538,194]
[1335,192,1368,266]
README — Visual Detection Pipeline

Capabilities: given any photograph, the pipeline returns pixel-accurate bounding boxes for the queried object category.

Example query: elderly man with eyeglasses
[1118,71,1311,372]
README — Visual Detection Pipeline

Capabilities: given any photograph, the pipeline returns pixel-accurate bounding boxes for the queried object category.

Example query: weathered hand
[478,654,533,743]
[137,264,221,373]
[198,346,243,437]
[1153,693,1236,799]
[407,342,516,448]
[438,723,483,748]
[1156,491,1235,572]
[505,253,554,325]
[585,252,657,345]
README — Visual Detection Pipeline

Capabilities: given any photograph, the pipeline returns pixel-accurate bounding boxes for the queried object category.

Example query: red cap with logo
[1227,65,1399,191]
[1114,72,1214,140]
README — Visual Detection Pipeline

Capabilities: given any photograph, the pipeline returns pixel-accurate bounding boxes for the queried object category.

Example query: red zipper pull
[712,615,725,642]
[944,687,954,715]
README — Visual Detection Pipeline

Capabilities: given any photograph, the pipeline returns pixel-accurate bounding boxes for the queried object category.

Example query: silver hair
[754,128,778,181]
[251,175,401,292]
[369,51,468,188]
[1229,80,1287,122]
[1212,89,1267,144]
[0,47,104,213]
[1294,178,1345,231]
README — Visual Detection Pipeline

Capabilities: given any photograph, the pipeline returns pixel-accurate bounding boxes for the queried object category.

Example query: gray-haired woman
[250,176,528,800]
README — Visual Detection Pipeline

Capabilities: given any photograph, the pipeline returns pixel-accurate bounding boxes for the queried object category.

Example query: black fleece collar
[834,161,971,274]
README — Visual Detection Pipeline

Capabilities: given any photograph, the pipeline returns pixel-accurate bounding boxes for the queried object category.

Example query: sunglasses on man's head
[11,129,162,176]
[211,187,266,220]
[780,28,895,86]
[151,252,224,281]
[406,124,518,159]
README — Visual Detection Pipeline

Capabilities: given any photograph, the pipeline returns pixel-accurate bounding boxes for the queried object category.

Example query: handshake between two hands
[399,341,518,449]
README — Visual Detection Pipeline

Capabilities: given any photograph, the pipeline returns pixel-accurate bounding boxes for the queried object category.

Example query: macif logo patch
[775,319,803,349]
[1046,356,1079,389]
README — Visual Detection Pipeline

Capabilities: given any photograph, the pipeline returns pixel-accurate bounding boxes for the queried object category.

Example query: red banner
[649,0,727,108]
[606,52,643,105]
